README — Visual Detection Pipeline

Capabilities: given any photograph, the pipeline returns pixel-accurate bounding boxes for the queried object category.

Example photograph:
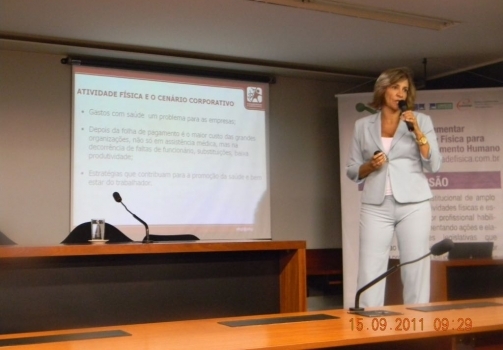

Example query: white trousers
[357,196,431,307]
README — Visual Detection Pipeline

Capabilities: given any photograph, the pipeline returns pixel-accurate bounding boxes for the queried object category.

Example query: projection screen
[71,65,271,241]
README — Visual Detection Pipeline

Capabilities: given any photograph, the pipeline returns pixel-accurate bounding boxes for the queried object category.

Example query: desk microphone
[349,238,454,315]
[398,100,414,132]
[356,103,377,114]
[113,192,152,243]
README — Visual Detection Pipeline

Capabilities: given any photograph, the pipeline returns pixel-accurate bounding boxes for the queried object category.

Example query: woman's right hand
[358,151,387,179]
[370,151,387,170]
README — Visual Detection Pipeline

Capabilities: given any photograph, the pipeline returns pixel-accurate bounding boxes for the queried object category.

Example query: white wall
[1,50,71,245]
[269,76,343,247]
[0,49,348,248]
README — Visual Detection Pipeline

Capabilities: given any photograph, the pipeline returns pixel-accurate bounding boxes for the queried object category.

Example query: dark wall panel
[0,252,279,334]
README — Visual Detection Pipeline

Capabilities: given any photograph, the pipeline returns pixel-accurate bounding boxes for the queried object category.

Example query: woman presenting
[346,67,442,307]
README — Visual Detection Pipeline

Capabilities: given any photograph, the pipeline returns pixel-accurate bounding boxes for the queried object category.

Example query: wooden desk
[431,259,503,302]
[1,298,502,349]
[385,258,503,305]
[0,240,306,334]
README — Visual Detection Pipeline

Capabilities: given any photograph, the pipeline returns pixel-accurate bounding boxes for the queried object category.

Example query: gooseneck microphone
[113,192,152,243]
[398,100,414,132]
[349,238,454,315]
[355,103,377,114]
[430,238,455,256]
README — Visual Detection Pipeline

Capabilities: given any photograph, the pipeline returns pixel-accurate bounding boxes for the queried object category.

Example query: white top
[382,137,393,195]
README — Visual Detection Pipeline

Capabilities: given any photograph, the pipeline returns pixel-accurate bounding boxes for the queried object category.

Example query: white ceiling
[1,0,503,84]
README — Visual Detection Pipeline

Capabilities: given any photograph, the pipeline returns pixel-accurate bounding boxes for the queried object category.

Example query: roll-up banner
[338,88,503,308]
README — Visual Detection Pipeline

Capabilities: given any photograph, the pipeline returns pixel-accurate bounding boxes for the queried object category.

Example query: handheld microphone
[349,238,454,315]
[398,100,414,132]
[113,192,152,243]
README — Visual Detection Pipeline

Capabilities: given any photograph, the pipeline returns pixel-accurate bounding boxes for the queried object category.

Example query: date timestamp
[350,317,473,332]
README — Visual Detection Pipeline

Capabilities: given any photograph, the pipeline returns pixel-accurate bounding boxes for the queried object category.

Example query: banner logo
[457,98,473,110]
[430,102,453,110]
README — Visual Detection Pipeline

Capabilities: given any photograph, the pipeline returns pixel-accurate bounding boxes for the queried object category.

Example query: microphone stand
[349,251,432,316]
[119,202,153,244]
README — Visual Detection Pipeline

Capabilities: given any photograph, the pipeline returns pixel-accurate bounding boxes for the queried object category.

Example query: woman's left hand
[400,110,418,130]
[401,110,425,139]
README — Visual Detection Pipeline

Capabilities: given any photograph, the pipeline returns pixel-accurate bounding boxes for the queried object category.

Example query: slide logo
[247,87,263,103]
[245,87,265,110]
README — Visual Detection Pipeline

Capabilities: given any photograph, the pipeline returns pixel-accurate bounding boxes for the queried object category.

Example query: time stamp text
[349,317,473,332]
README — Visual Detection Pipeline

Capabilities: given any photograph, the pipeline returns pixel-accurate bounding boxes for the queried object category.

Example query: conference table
[0,240,306,334]
[0,297,502,349]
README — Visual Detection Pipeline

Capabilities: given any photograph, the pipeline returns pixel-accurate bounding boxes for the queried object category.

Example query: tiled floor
[306,278,344,311]
[307,295,344,311]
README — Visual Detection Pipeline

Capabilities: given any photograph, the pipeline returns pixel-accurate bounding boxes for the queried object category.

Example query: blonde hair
[370,67,416,110]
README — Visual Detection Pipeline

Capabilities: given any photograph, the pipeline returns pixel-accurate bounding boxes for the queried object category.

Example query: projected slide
[71,66,270,241]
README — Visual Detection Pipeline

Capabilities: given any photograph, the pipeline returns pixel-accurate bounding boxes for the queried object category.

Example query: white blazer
[346,111,442,204]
